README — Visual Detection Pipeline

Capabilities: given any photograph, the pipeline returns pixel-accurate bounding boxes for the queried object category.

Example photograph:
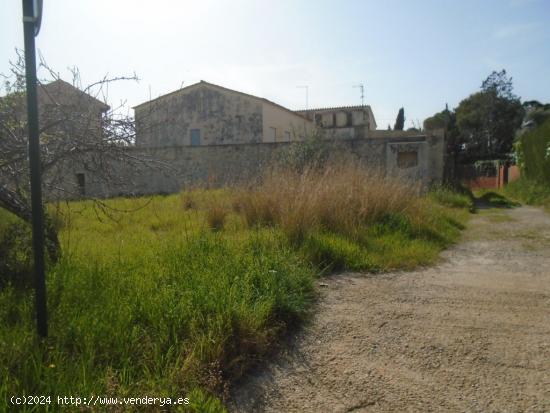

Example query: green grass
[0,187,470,412]
[429,186,474,211]
[504,178,550,211]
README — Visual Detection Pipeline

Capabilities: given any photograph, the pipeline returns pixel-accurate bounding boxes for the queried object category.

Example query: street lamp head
[22,0,43,37]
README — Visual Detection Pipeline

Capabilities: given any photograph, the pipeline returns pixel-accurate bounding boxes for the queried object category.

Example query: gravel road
[231,206,550,412]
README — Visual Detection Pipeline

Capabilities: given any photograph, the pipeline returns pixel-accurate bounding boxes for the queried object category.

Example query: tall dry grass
[235,161,420,242]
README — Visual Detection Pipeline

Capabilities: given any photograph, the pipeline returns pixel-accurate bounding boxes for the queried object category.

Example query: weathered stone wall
[47,131,445,201]
[135,84,264,147]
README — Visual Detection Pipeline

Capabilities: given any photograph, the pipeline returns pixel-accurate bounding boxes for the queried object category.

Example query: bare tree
[0,51,153,261]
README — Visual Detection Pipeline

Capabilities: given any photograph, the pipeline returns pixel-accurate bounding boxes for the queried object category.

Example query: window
[284,131,291,141]
[397,151,418,168]
[76,173,85,196]
[269,127,276,142]
[190,129,201,146]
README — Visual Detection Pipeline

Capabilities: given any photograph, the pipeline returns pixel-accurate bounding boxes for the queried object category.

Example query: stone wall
[47,131,445,201]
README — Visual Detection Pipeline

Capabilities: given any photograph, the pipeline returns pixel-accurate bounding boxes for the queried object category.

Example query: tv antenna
[353,83,365,106]
[297,85,309,111]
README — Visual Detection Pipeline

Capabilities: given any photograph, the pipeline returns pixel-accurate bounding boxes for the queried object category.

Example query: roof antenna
[297,85,309,111]
[180,81,185,89]
[353,83,364,106]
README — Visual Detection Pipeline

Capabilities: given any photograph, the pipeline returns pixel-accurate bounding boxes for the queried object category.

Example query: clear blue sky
[2,0,549,129]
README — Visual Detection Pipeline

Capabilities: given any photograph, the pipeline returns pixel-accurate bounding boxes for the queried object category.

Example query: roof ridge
[133,80,311,122]
[295,105,371,112]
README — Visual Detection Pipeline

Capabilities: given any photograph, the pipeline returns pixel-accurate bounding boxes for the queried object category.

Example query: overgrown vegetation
[514,118,550,184]
[0,209,33,289]
[0,164,471,411]
[502,118,550,210]
[504,178,550,210]
[429,186,474,211]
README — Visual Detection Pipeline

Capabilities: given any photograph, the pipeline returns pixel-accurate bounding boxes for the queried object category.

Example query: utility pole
[353,83,364,106]
[297,85,308,111]
[22,0,47,338]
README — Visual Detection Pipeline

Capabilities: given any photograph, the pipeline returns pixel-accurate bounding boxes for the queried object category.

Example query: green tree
[455,70,524,160]
[424,103,455,131]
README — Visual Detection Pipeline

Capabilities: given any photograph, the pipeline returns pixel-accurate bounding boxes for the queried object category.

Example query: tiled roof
[295,105,372,112]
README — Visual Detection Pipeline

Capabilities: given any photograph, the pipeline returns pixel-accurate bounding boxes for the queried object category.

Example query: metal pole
[353,83,364,106]
[297,85,308,111]
[22,0,47,338]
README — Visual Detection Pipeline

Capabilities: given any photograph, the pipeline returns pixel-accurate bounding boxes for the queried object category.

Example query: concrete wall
[47,131,445,201]
[135,83,263,147]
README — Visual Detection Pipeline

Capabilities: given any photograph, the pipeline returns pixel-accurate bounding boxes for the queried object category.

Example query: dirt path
[231,206,550,412]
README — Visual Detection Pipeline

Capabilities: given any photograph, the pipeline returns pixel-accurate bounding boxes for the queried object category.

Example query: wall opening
[76,173,86,196]
[190,129,201,146]
[397,151,418,168]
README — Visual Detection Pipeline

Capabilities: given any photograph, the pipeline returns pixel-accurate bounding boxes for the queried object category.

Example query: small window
[190,129,201,146]
[284,131,291,141]
[269,127,277,141]
[76,173,85,196]
[397,151,418,168]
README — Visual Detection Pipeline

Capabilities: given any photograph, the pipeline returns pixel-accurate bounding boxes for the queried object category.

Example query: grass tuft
[206,204,228,231]
[429,186,474,210]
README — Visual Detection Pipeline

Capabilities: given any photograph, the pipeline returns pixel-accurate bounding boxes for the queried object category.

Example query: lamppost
[22,0,47,338]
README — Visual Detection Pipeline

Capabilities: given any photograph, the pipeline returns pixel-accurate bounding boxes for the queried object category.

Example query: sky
[1,0,549,129]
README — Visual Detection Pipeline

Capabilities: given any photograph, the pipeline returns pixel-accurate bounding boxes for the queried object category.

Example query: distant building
[1,79,109,132]
[295,105,377,139]
[1,79,110,199]
[134,81,313,147]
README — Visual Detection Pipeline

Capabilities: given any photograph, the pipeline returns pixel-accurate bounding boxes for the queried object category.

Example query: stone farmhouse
[9,79,445,199]
[1,79,110,198]
[134,81,313,147]
[2,79,108,132]
[134,81,380,147]
[37,79,109,122]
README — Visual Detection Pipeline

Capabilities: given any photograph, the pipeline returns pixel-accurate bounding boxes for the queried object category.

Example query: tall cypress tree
[394,107,405,130]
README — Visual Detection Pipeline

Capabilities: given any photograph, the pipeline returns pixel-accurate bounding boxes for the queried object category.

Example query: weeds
[0,163,471,412]
[237,162,418,243]
[429,186,474,210]
[206,204,228,231]
[504,178,550,209]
